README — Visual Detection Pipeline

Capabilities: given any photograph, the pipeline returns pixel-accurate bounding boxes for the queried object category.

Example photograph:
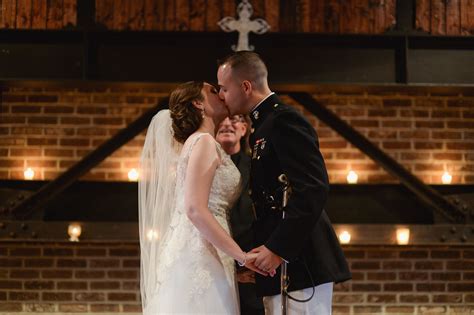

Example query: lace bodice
[175,132,242,220]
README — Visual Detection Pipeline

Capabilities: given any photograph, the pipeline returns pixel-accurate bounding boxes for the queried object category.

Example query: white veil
[138,109,182,310]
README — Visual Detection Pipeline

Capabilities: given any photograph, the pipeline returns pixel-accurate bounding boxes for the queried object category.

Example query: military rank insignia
[252,138,266,160]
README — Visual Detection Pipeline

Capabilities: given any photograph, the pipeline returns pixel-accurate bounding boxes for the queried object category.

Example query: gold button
[274,103,279,108]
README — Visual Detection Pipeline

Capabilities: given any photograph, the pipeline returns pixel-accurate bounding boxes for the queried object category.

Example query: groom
[217,51,351,314]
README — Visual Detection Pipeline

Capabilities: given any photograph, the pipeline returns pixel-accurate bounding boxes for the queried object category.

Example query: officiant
[216,114,264,315]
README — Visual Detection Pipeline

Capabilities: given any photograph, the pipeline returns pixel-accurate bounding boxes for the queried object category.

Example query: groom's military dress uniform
[249,93,351,298]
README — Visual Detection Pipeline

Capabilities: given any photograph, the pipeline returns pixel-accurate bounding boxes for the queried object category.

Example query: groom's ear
[242,80,252,94]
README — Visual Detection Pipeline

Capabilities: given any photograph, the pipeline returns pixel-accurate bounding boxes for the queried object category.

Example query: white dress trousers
[263,282,334,315]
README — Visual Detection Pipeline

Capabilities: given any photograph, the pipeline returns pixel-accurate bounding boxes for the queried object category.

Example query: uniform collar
[249,93,281,127]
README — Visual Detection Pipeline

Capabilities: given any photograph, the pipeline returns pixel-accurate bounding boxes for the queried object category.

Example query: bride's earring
[201,108,205,118]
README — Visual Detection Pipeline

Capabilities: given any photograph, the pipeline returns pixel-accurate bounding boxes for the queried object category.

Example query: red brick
[76,248,106,256]
[382,260,412,269]
[319,141,348,149]
[10,270,40,279]
[447,121,474,128]
[60,139,90,146]
[354,306,383,313]
[399,294,429,303]
[399,250,428,258]
[107,270,138,279]
[9,291,39,300]
[432,110,461,118]
[447,99,474,107]
[0,280,22,289]
[58,304,88,312]
[75,270,105,279]
[367,294,396,303]
[89,259,120,268]
[108,292,137,301]
[432,294,463,303]
[463,250,474,259]
[93,117,123,125]
[24,281,54,290]
[42,270,73,279]
[415,261,443,270]
[57,259,87,268]
[386,306,415,313]
[416,121,444,128]
[383,99,412,107]
[41,244,72,255]
[400,152,430,160]
[27,138,58,145]
[333,294,364,303]
[352,283,381,292]
[61,117,91,124]
[44,149,74,157]
[77,127,108,136]
[350,119,379,127]
[90,304,120,312]
[383,142,411,149]
[446,260,474,271]
[77,106,107,114]
[123,304,143,312]
[122,281,139,290]
[28,95,58,102]
[10,148,42,157]
[57,281,88,290]
[414,142,443,150]
[400,109,429,117]
[384,283,413,291]
[28,117,58,124]
[25,258,54,268]
[123,259,140,268]
[416,283,445,291]
[433,153,463,160]
[367,250,397,259]
[447,142,474,150]
[431,272,461,281]
[351,261,380,270]
[74,292,105,302]
[0,303,22,312]
[448,283,474,291]
[42,292,73,301]
[431,250,460,259]
[432,131,463,139]
[367,272,396,281]
[44,127,75,135]
[463,110,474,118]
[0,258,23,267]
[90,281,120,290]
[44,106,74,114]
[399,272,428,281]
[382,120,412,128]
[368,130,397,139]
[2,94,26,102]
[11,105,41,113]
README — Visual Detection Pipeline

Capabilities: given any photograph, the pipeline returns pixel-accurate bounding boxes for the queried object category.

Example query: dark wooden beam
[10,100,168,219]
[287,92,468,223]
[0,30,473,84]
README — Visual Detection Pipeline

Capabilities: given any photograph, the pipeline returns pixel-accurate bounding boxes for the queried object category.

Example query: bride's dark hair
[169,81,204,144]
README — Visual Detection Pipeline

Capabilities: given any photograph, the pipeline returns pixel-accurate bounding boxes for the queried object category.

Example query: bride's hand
[244,253,269,276]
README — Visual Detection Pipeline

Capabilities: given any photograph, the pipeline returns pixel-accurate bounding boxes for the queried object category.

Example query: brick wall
[0,241,473,314]
[1,84,473,184]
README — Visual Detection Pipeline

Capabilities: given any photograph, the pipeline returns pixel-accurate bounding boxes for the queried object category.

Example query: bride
[139,81,271,314]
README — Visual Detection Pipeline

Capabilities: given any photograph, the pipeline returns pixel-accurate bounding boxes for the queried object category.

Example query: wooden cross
[218,0,270,51]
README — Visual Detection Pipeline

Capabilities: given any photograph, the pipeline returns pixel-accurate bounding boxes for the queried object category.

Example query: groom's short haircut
[218,51,268,91]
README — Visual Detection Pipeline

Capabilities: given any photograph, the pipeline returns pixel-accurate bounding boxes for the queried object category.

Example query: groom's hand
[250,245,283,273]
[245,253,269,276]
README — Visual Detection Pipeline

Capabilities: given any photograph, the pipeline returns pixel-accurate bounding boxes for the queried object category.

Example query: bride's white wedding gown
[144,133,242,314]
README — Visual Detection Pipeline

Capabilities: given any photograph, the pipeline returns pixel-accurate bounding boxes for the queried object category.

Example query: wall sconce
[128,168,139,181]
[68,223,82,242]
[24,168,35,180]
[338,230,351,244]
[396,228,410,245]
[347,170,358,184]
[441,171,452,184]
